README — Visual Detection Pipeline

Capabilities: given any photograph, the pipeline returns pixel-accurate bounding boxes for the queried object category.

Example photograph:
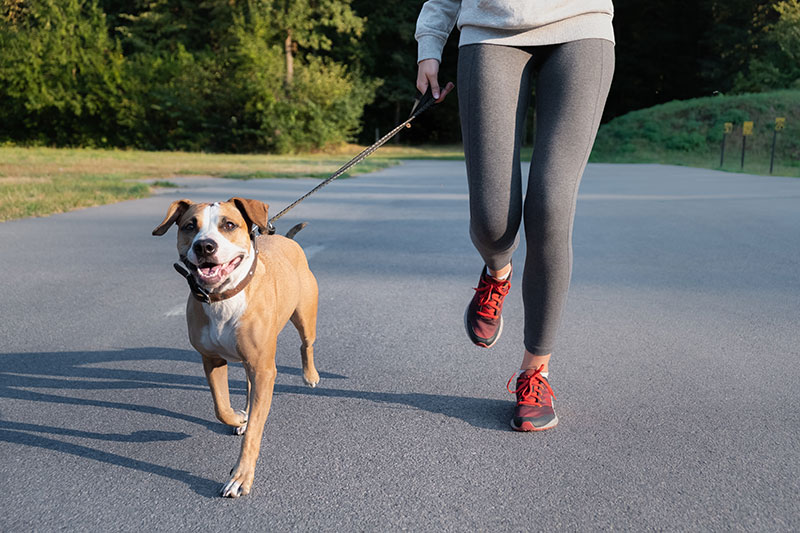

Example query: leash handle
[269,82,454,225]
[409,82,455,119]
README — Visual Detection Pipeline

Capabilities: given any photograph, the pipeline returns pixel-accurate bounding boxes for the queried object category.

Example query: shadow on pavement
[0,346,347,497]
[0,429,221,497]
[277,384,510,432]
[0,346,507,498]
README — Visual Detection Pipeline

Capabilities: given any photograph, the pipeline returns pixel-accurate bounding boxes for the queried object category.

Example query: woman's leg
[509,39,614,432]
[458,44,535,348]
[457,43,535,271]
[522,39,615,358]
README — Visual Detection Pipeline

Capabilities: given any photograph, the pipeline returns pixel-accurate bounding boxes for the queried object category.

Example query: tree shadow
[0,346,508,498]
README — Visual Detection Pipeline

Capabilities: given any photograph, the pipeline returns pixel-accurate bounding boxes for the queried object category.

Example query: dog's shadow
[0,347,507,498]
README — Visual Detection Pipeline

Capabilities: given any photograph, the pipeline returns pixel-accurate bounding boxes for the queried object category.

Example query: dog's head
[153,197,269,289]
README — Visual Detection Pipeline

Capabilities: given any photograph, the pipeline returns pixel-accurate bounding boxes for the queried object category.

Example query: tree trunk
[284,30,294,86]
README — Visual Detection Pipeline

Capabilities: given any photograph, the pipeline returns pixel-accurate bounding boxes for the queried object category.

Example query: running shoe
[464,266,511,348]
[508,365,558,431]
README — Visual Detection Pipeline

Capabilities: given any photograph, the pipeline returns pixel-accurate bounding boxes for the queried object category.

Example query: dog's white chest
[197,292,247,362]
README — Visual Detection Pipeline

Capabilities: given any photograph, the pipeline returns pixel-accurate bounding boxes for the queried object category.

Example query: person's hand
[416,59,454,102]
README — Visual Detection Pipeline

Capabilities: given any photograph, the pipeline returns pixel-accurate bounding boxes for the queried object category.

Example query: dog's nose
[193,239,217,257]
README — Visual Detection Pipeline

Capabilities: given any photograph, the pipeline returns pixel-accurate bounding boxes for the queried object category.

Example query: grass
[5,89,798,221]
[0,144,462,222]
[590,89,800,177]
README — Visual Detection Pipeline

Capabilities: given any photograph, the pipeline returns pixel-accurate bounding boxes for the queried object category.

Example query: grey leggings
[457,39,614,355]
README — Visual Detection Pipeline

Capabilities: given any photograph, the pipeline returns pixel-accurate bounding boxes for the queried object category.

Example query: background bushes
[0,0,376,153]
[1,0,799,152]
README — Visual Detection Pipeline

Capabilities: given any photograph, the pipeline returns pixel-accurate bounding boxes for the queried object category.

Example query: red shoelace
[473,276,510,319]
[507,366,556,406]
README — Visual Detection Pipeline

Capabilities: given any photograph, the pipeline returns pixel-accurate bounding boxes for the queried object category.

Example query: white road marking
[303,245,325,259]
[165,304,185,317]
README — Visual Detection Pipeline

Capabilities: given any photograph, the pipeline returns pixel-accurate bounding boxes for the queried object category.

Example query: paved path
[1,162,798,531]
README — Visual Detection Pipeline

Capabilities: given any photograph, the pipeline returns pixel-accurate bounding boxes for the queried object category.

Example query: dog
[153,197,319,498]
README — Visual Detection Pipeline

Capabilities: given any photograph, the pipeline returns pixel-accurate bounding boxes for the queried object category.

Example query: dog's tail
[285,222,308,240]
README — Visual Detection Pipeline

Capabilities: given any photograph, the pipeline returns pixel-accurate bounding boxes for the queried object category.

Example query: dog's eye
[181,221,196,232]
[223,221,237,231]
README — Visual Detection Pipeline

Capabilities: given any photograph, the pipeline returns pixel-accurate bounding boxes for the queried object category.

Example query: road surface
[1,162,798,530]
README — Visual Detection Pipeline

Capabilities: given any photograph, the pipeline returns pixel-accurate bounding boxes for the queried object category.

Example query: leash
[176,84,452,303]
[266,84,453,233]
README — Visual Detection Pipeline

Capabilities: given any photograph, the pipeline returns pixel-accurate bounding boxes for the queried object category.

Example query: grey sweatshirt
[416,0,615,62]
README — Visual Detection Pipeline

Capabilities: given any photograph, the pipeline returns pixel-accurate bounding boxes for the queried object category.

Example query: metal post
[770,129,777,175]
[741,135,746,170]
[721,122,732,168]
[741,121,753,171]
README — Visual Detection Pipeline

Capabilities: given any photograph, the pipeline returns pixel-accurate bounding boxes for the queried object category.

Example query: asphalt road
[1,162,798,531]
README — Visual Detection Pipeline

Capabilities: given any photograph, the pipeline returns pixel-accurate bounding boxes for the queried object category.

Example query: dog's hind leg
[290,280,319,388]
[202,354,248,432]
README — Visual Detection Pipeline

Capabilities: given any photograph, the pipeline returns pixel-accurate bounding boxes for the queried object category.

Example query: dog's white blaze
[199,291,247,362]
[188,204,247,266]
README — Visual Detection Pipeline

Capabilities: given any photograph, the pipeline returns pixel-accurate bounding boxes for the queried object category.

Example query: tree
[727,0,800,92]
[0,0,125,145]
[255,0,365,86]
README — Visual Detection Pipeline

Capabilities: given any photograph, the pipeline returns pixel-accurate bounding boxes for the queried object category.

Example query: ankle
[488,264,511,280]
[520,351,551,374]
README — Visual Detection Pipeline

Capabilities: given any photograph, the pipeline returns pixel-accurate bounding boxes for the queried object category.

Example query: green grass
[5,89,797,222]
[0,144,460,221]
[150,180,178,188]
[590,89,800,177]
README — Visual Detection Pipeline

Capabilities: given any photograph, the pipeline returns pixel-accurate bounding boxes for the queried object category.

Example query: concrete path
[1,162,798,531]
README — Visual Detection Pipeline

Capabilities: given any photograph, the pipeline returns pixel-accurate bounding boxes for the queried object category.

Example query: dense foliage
[0,0,376,151]
[1,0,798,151]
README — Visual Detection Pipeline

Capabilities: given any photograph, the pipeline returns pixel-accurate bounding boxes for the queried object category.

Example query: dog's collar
[174,234,260,304]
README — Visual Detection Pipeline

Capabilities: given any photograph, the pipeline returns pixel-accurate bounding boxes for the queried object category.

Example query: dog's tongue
[196,258,240,284]
[199,264,221,278]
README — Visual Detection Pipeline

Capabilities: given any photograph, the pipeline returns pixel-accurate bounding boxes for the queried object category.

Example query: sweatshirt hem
[459,12,614,49]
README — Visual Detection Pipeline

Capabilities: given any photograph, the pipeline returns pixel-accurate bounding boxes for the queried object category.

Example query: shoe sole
[510,415,558,432]
[463,307,503,348]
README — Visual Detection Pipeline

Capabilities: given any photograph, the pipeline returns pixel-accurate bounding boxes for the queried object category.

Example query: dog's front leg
[220,351,277,498]
[202,354,248,431]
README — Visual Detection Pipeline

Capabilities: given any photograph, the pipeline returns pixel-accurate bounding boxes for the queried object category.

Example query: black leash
[267,84,451,232]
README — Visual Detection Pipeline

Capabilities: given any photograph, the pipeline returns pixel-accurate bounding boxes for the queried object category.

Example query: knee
[470,219,518,255]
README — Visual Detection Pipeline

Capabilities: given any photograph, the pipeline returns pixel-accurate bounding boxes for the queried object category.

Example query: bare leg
[521,351,551,373]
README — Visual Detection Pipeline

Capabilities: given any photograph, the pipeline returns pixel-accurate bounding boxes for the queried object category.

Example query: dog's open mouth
[193,255,244,286]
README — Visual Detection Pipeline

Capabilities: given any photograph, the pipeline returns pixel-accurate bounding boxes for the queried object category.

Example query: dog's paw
[232,409,248,435]
[220,467,254,498]
[303,370,320,388]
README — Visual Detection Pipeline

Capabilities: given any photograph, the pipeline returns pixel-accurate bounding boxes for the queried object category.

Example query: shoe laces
[473,274,510,319]
[507,365,555,406]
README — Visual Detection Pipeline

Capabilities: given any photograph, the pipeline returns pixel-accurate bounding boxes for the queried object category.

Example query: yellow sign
[775,117,786,131]
[743,121,754,136]
[724,122,733,134]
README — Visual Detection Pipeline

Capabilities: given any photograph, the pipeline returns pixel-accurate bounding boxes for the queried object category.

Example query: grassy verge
[590,89,800,178]
[0,144,463,222]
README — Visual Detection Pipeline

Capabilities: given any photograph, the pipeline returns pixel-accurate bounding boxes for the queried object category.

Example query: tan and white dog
[153,197,319,498]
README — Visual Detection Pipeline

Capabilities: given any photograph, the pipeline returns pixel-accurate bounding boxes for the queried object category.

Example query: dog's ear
[229,197,269,234]
[152,199,193,236]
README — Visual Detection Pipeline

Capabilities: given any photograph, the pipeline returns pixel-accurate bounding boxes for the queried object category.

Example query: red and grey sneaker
[507,365,558,431]
[464,266,511,348]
